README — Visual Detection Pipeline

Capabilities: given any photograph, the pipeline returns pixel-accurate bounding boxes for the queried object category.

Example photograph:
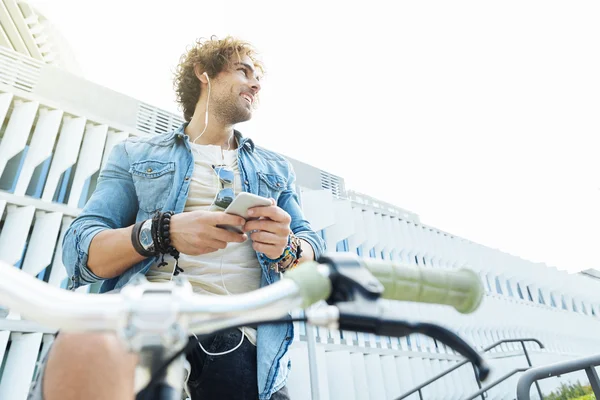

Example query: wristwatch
[139,219,155,253]
[131,219,156,257]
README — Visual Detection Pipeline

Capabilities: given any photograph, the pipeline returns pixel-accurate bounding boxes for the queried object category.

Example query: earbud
[193,71,211,145]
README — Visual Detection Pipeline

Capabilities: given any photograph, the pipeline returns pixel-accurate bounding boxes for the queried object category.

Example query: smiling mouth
[241,93,253,104]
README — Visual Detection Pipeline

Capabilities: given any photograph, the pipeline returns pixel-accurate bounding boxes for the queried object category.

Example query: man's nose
[251,77,261,94]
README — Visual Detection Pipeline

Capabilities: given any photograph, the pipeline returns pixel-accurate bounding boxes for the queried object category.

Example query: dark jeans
[185,329,291,400]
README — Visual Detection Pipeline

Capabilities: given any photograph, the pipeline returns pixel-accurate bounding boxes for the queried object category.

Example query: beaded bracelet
[271,233,303,273]
[152,211,183,275]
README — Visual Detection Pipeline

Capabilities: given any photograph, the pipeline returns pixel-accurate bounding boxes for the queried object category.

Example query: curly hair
[173,36,264,122]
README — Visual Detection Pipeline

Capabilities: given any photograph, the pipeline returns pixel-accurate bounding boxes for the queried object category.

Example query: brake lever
[334,307,490,381]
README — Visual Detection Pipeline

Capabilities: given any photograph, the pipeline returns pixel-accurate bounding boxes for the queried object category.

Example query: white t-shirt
[145,142,261,345]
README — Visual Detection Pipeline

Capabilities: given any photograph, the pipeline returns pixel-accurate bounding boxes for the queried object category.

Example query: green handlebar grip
[283,261,332,308]
[362,259,484,314]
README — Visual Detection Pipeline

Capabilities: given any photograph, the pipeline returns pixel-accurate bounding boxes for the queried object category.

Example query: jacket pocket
[130,160,175,212]
[257,172,287,200]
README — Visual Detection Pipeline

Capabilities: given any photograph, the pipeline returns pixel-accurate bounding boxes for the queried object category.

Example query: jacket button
[244,180,249,185]
[185,176,190,181]
[276,183,281,187]
[146,168,153,173]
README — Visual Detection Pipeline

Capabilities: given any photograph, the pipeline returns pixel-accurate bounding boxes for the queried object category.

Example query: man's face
[210,53,262,125]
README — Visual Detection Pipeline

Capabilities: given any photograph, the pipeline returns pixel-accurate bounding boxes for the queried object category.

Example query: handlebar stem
[119,275,192,352]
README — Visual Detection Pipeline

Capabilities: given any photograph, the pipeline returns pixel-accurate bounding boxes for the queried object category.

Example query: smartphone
[217,192,272,234]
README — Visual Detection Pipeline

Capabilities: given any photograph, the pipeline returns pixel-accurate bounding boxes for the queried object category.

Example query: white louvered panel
[20,211,62,277]
[41,116,86,202]
[389,218,403,263]
[430,230,445,268]
[356,331,367,348]
[419,356,434,399]
[446,235,465,270]
[0,332,43,400]
[67,123,108,208]
[445,233,462,270]
[361,210,378,253]
[349,353,370,400]
[315,317,330,348]
[33,33,47,46]
[426,227,442,268]
[13,108,63,195]
[47,216,72,288]
[389,333,400,351]
[381,215,393,260]
[396,356,419,400]
[380,355,401,399]
[428,228,443,268]
[100,130,129,171]
[324,198,354,251]
[413,224,430,267]
[285,345,311,400]
[439,360,455,400]
[297,188,334,232]
[136,103,183,135]
[331,329,344,345]
[429,358,444,399]
[319,171,343,197]
[0,92,13,123]
[410,357,430,399]
[363,354,386,400]
[3,0,43,61]
[384,216,396,261]
[347,207,366,251]
[372,213,385,259]
[0,204,35,264]
[0,4,29,55]
[314,345,331,400]
[0,27,11,50]
[0,99,38,176]
[438,232,454,269]
[0,50,41,92]
[398,219,417,266]
[459,361,476,399]
[325,351,355,400]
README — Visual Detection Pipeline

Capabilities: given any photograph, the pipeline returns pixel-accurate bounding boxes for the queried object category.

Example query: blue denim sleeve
[277,163,326,260]
[62,141,138,288]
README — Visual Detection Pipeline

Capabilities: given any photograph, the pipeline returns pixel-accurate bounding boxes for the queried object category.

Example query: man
[30,36,325,400]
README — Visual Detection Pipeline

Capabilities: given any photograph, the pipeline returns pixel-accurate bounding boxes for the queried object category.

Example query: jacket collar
[165,122,255,153]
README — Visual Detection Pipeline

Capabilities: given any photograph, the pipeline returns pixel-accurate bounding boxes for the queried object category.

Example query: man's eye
[238,68,248,76]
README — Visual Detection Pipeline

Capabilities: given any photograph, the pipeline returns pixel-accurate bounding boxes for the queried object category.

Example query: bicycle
[0,252,491,399]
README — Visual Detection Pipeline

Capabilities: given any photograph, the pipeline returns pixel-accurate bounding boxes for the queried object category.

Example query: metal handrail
[516,353,600,400]
[395,338,544,400]
[466,368,530,400]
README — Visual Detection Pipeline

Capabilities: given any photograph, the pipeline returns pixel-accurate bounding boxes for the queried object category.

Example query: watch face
[140,228,154,249]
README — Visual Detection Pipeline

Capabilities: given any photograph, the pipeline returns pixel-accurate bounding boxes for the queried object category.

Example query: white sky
[30,0,600,273]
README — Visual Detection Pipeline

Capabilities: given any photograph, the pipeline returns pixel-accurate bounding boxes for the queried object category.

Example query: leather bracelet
[131,220,156,257]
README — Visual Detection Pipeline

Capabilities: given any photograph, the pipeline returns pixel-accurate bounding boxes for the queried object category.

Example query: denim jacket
[62,123,325,399]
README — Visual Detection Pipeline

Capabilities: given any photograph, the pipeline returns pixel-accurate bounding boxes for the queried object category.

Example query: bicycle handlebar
[0,254,483,335]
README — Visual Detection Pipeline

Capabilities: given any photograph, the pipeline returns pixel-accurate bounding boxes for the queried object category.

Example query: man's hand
[243,199,291,259]
[170,210,248,255]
